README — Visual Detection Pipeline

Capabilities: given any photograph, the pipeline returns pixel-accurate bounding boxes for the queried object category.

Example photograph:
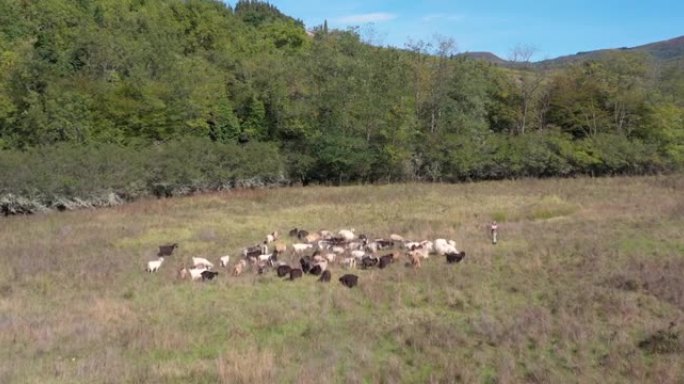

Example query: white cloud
[336,12,397,24]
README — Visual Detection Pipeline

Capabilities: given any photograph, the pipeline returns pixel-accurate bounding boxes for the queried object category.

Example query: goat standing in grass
[265,231,279,244]
[407,251,422,269]
[292,243,313,255]
[319,270,332,282]
[201,270,219,280]
[179,267,206,281]
[339,274,358,288]
[219,255,231,268]
[146,257,165,273]
[446,251,466,264]
[232,260,247,276]
[341,256,357,269]
[192,257,214,269]
[157,243,178,257]
[338,229,355,241]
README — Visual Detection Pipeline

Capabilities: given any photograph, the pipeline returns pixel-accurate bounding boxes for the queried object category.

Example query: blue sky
[227,1,684,60]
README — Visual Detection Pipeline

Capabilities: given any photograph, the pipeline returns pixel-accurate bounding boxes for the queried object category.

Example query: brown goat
[232,260,247,276]
[407,251,422,269]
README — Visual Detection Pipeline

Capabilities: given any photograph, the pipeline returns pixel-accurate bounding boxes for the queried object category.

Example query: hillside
[1,176,683,382]
[458,51,509,65]
[636,35,684,61]
[0,0,682,207]
[461,35,684,67]
[538,35,684,66]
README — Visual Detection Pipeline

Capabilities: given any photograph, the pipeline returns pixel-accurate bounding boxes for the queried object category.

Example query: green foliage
[0,0,681,193]
[311,134,373,184]
[235,0,303,28]
[0,139,284,206]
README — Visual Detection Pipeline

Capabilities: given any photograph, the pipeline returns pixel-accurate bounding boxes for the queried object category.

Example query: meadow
[1,175,683,383]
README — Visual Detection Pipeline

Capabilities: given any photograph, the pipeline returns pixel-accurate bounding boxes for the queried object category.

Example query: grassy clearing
[1,176,683,383]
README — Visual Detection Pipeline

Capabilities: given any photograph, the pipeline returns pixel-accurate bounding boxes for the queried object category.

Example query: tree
[509,44,544,134]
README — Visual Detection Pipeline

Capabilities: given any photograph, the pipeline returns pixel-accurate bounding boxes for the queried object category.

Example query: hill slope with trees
[0,0,683,212]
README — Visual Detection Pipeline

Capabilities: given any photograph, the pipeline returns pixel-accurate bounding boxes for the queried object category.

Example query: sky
[227,0,684,60]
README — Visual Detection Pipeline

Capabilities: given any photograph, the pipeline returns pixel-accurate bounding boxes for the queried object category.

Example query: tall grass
[0,175,683,383]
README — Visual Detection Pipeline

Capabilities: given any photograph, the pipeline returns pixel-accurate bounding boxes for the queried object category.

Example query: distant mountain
[459,35,684,67]
[635,35,684,61]
[538,35,684,66]
[457,51,508,65]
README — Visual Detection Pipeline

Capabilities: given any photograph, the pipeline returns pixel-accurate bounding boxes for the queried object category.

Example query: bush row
[0,139,286,214]
[417,132,672,182]
[1,132,679,215]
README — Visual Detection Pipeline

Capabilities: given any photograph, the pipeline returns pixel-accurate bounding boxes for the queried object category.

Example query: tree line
[0,0,682,207]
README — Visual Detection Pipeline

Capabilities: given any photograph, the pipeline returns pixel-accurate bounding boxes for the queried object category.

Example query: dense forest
[1,0,683,212]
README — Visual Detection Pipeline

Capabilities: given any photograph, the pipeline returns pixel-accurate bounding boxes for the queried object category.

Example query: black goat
[300,256,313,274]
[339,274,359,288]
[277,265,292,277]
[157,243,178,257]
[309,264,323,276]
[319,270,331,282]
[243,244,263,258]
[378,254,394,269]
[289,227,310,240]
[201,270,219,280]
[446,251,466,264]
[375,239,394,249]
[328,236,347,246]
[361,256,379,269]
[290,268,303,280]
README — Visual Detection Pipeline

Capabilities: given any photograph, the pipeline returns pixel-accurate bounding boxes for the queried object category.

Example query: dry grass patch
[1,175,683,383]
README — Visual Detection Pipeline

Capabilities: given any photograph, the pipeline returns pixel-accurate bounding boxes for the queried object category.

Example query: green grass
[1,175,683,383]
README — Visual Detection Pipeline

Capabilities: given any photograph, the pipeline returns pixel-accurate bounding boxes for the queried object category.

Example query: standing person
[490,221,498,244]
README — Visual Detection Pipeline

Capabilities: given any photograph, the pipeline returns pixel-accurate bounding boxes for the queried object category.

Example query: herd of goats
[144,228,467,288]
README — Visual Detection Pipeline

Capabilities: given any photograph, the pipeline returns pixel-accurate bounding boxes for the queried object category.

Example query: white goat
[390,233,405,242]
[219,255,231,267]
[180,267,206,281]
[341,256,357,269]
[314,259,328,272]
[317,240,331,250]
[292,243,313,254]
[192,257,214,269]
[146,257,164,273]
[434,239,458,255]
[350,249,366,260]
[365,241,380,253]
[420,240,434,253]
[265,231,279,244]
[338,228,356,241]
[323,253,337,263]
[305,233,321,243]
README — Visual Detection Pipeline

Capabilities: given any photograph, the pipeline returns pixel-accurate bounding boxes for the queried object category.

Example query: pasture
[1,176,683,383]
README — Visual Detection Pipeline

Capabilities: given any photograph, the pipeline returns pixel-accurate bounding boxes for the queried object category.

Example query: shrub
[0,138,285,213]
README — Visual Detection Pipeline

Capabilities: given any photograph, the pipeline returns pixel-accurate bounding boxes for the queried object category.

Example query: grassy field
[1,176,683,383]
